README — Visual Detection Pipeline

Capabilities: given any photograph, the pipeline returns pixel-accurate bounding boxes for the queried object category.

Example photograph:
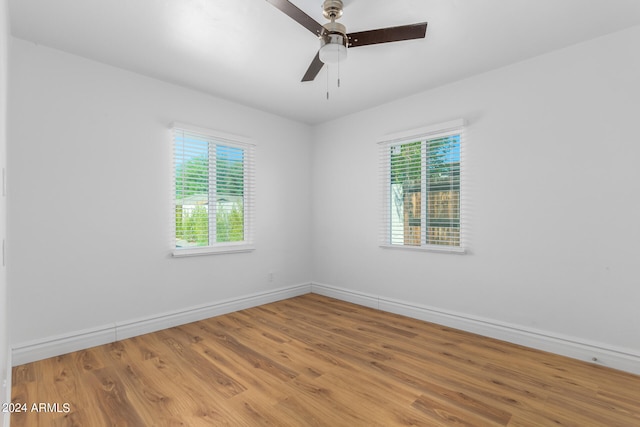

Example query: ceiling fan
[266,0,428,82]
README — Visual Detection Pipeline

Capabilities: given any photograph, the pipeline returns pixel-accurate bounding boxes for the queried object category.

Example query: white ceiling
[9,0,640,124]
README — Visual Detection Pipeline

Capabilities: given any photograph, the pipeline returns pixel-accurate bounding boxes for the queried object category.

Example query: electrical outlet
[268,272,274,283]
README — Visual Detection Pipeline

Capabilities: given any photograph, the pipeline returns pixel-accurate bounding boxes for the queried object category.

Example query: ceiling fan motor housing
[321,0,346,56]
[322,21,346,37]
[321,21,347,48]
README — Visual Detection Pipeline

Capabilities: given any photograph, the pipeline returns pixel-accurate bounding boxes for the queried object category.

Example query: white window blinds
[379,119,465,253]
[172,124,255,256]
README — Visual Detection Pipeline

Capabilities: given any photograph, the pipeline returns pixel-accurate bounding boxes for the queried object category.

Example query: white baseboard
[12,283,311,366]
[311,283,380,309]
[115,283,310,341]
[11,281,640,376]
[311,282,640,376]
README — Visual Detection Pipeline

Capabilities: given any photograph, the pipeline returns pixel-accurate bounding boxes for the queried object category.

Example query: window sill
[172,244,255,257]
[380,244,466,255]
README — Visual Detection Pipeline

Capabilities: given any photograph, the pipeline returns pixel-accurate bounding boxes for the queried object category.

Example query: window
[379,119,464,253]
[172,123,255,256]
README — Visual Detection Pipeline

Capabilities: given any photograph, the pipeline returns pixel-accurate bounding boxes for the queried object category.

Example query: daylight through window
[172,124,255,256]
[379,120,464,252]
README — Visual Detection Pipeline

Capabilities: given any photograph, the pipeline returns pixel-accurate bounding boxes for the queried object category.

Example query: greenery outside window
[379,119,465,253]
[172,123,255,256]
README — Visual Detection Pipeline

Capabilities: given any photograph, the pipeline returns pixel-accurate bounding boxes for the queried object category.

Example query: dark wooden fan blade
[347,22,427,48]
[301,51,324,82]
[266,0,324,36]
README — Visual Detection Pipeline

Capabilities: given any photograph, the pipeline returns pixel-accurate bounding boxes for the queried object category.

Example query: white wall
[8,39,312,349]
[6,20,640,375]
[311,26,640,363]
[0,0,9,423]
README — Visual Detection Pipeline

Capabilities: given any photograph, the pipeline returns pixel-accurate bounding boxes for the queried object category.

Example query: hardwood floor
[11,294,640,426]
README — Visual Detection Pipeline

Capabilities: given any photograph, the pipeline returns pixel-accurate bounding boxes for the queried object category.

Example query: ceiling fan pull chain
[326,64,330,100]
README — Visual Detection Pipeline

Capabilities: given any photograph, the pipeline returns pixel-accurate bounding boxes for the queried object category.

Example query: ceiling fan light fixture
[319,33,347,64]
[319,21,347,64]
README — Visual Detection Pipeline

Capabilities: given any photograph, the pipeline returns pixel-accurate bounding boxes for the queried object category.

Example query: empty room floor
[11,294,640,426]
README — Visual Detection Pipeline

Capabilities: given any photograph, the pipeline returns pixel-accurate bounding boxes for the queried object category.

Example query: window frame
[171,122,255,257]
[378,119,466,254]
